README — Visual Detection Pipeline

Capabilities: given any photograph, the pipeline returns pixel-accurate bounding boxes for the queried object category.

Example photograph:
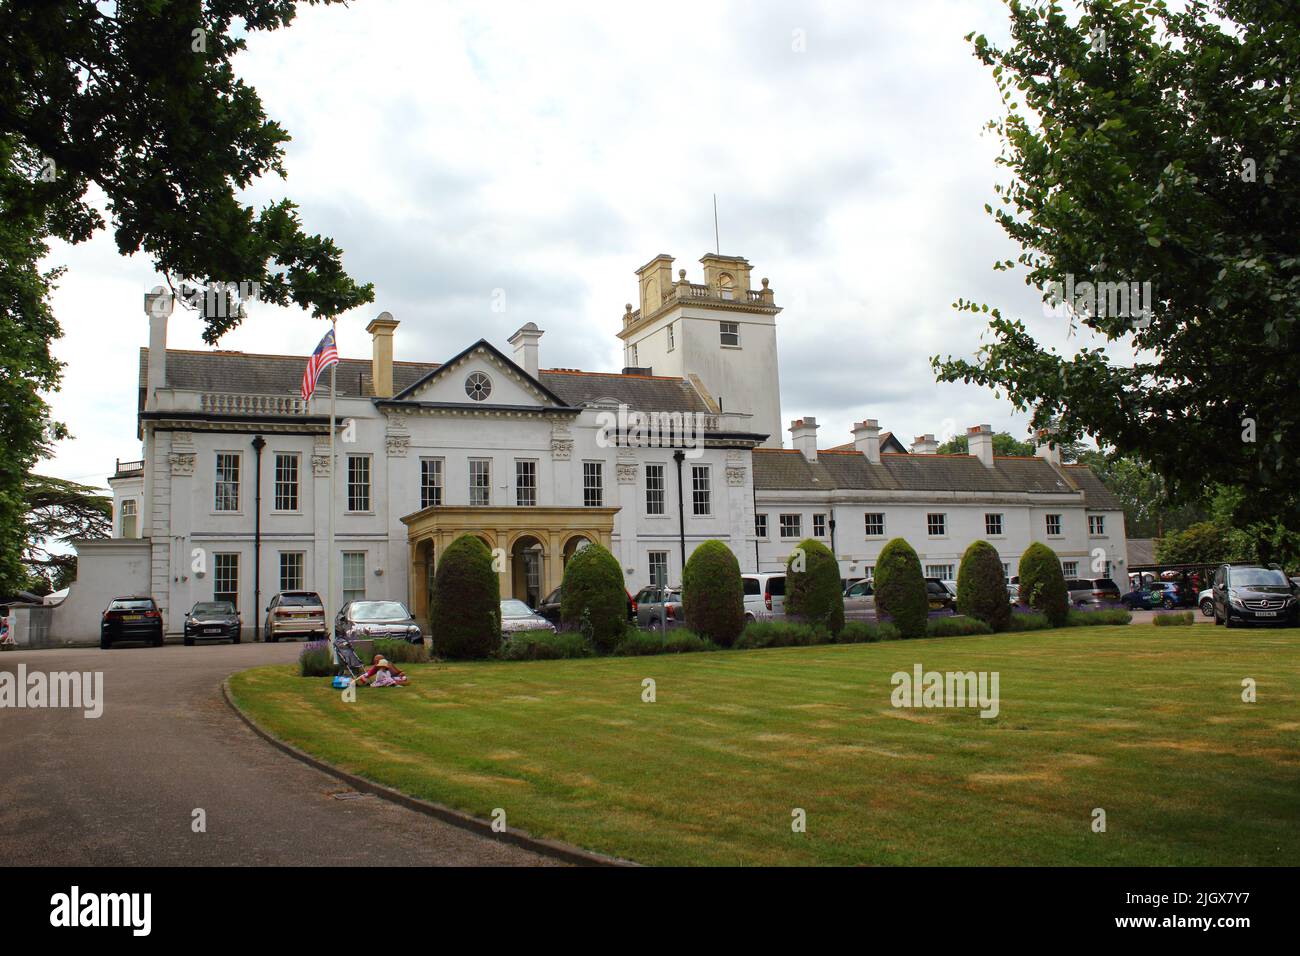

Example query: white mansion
[55,251,1127,640]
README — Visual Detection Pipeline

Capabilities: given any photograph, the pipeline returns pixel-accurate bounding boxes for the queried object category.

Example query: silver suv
[265,591,327,642]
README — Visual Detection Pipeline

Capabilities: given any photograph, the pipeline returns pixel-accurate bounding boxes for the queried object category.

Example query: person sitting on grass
[356,655,408,687]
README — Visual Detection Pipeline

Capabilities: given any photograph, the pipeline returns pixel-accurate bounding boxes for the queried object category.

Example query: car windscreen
[279,593,322,606]
[1093,579,1119,591]
[1231,568,1289,587]
[351,601,408,621]
[501,600,534,618]
[108,599,153,611]
[193,602,233,615]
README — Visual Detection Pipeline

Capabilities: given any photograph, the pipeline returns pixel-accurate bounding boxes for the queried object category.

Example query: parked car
[634,586,683,628]
[335,600,423,644]
[843,578,875,616]
[500,599,556,634]
[1121,583,1184,610]
[1212,563,1299,628]
[1065,578,1122,607]
[1198,588,1215,617]
[537,586,636,626]
[101,596,164,649]
[923,577,956,613]
[741,573,786,621]
[264,591,327,643]
[183,600,240,645]
[1006,583,1020,604]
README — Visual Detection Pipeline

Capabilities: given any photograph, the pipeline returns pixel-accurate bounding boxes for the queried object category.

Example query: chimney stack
[508,322,544,379]
[1034,429,1062,467]
[967,424,994,468]
[144,289,173,409]
[910,433,938,455]
[366,312,400,399]
[852,419,881,463]
[789,417,819,462]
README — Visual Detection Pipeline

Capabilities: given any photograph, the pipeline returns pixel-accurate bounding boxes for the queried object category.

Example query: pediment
[394,340,570,410]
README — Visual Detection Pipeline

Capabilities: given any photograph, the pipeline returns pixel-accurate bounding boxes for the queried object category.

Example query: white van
[741,573,785,621]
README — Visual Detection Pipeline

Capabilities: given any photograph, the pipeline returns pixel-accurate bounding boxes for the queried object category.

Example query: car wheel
[1224,613,1237,629]
[99,636,111,649]
[184,637,194,647]
[232,633,241,644]
[154,635,164,647]
[268,634,278,643]
[1200,599,1213,617]
[744,612,755,623]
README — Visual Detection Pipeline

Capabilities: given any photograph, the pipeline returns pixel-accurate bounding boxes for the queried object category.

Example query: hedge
[926,615,993,638]
[874,538,929,638]
[785,538,845,636]
[613,630,719,656]
[500,630,595,660]
[681,540,745,647]
[836,620,900,643]
[734,620,831,649]
[559,542,627,652]
[956,540,1011,632]
[430,534,501,659]
[1018,542,1069,627]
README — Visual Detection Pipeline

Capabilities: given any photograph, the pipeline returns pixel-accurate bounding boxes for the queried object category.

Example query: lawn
[228,625,1300,866]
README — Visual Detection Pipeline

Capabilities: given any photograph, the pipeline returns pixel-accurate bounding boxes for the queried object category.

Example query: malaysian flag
[301,328,339,402]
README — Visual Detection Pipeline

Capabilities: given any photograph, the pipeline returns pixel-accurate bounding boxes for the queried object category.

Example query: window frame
[864,512,885,537]
[214,451,242,513]
[213,552,240,606]
[516,459,538,507]
[719,321,741,347]
[341,551,367,604]
[926,512,946,537]
[469,458,491,507]
[754,513,769,539]
[583,460,604,508]
[645,463,666,516]
[273,451,300,513]
[690,464,712,517]
[984,512,1004,537]
[420,457,444,510]
[278,551,305,593]
[813,513,827,538]
[779,513,802,539]
[1088,514,1105,536]
[648,551,669,588]
[346,454,372,514]
[1046,513,1063,536]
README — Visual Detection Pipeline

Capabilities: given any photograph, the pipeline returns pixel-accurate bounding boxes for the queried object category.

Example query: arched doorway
[562,534,591,570]
[510,535,546,608]
[412,538,435,631]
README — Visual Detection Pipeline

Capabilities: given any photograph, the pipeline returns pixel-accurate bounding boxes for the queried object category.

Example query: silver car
[335,600,423,644]
[843,578,875,618]
[500,599,556,634]
[634,587,683,628]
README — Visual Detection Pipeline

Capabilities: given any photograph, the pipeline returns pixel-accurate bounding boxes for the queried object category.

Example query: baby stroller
[331,631,365,686]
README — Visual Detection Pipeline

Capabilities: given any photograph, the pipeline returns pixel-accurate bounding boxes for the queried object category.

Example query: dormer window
[465,371,492,401]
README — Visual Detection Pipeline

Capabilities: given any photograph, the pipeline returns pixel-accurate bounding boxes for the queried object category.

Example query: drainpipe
[673,449,686,573]
[252,434,265,643]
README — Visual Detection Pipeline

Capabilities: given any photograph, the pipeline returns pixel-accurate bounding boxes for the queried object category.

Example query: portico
[402,505,619,628]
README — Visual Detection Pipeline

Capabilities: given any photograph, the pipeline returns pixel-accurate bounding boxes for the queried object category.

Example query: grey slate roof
[1127,537,1157,567]
[753,449,1120,505]
[138,347,712,415]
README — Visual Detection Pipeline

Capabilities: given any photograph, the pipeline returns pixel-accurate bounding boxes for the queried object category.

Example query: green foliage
[681,539,745,647]
[784,538,845,636]
[1003,611,1052,632]
[21,475,112,591]
[873,538,929,638]
[372,639,429,664]
[956,540,1012,632]
[734,620,831,650]
[501,630,595,660]
[926,615,994,638]
[559,543,627,653]
[1067,608,1133,627]
[1073,450,1207,538]
[1152,611,1195,627]
[430,535,501,660]
[1018,543,1069,627]
[936,431,1037,457]
[298,641,334,677]
[934,1,1300,534]
[836,621,900,643]
[612,630,718,656]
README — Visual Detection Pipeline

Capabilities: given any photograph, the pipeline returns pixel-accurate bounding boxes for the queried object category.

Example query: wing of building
[49,252,1127,642]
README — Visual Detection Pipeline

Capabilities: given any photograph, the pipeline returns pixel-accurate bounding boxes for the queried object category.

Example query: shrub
[1003,611,1052,632]
[784,538,845,636]
[681,540,745,648]
[1018,542,1069,627]
[874,538,929,638]
[500,630,595,660]
[1067,608,1133,627]
[373,638,429,663]
[613,629,719,656]
[734,620,831,649]
[430,534,501,660]
[836,620,900,643]
[1152,611,1195,627]
[298,640,334,677]
[560,542,627,653]
[956,540,1012,632]
[926,615,994,638]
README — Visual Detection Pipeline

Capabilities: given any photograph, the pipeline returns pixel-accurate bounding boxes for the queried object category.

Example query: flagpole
[327,317,338,665]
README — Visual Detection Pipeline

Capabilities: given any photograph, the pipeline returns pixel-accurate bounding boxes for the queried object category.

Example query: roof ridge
[541,368,686,382]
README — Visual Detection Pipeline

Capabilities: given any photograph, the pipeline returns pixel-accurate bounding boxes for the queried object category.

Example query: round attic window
[465,372,492,402]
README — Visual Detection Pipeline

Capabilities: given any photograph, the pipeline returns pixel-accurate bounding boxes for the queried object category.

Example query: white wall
[48,539,152,643]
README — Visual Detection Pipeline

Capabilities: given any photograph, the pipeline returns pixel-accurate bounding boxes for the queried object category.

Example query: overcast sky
[40,0,1127,487]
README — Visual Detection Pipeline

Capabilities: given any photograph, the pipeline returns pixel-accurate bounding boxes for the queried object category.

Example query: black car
[923,577,956,613]
[1212,563,1299,628]
[183,600,241,645]
[101,596,164,649]
[334,600,424,644]
[537,586,637,626]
